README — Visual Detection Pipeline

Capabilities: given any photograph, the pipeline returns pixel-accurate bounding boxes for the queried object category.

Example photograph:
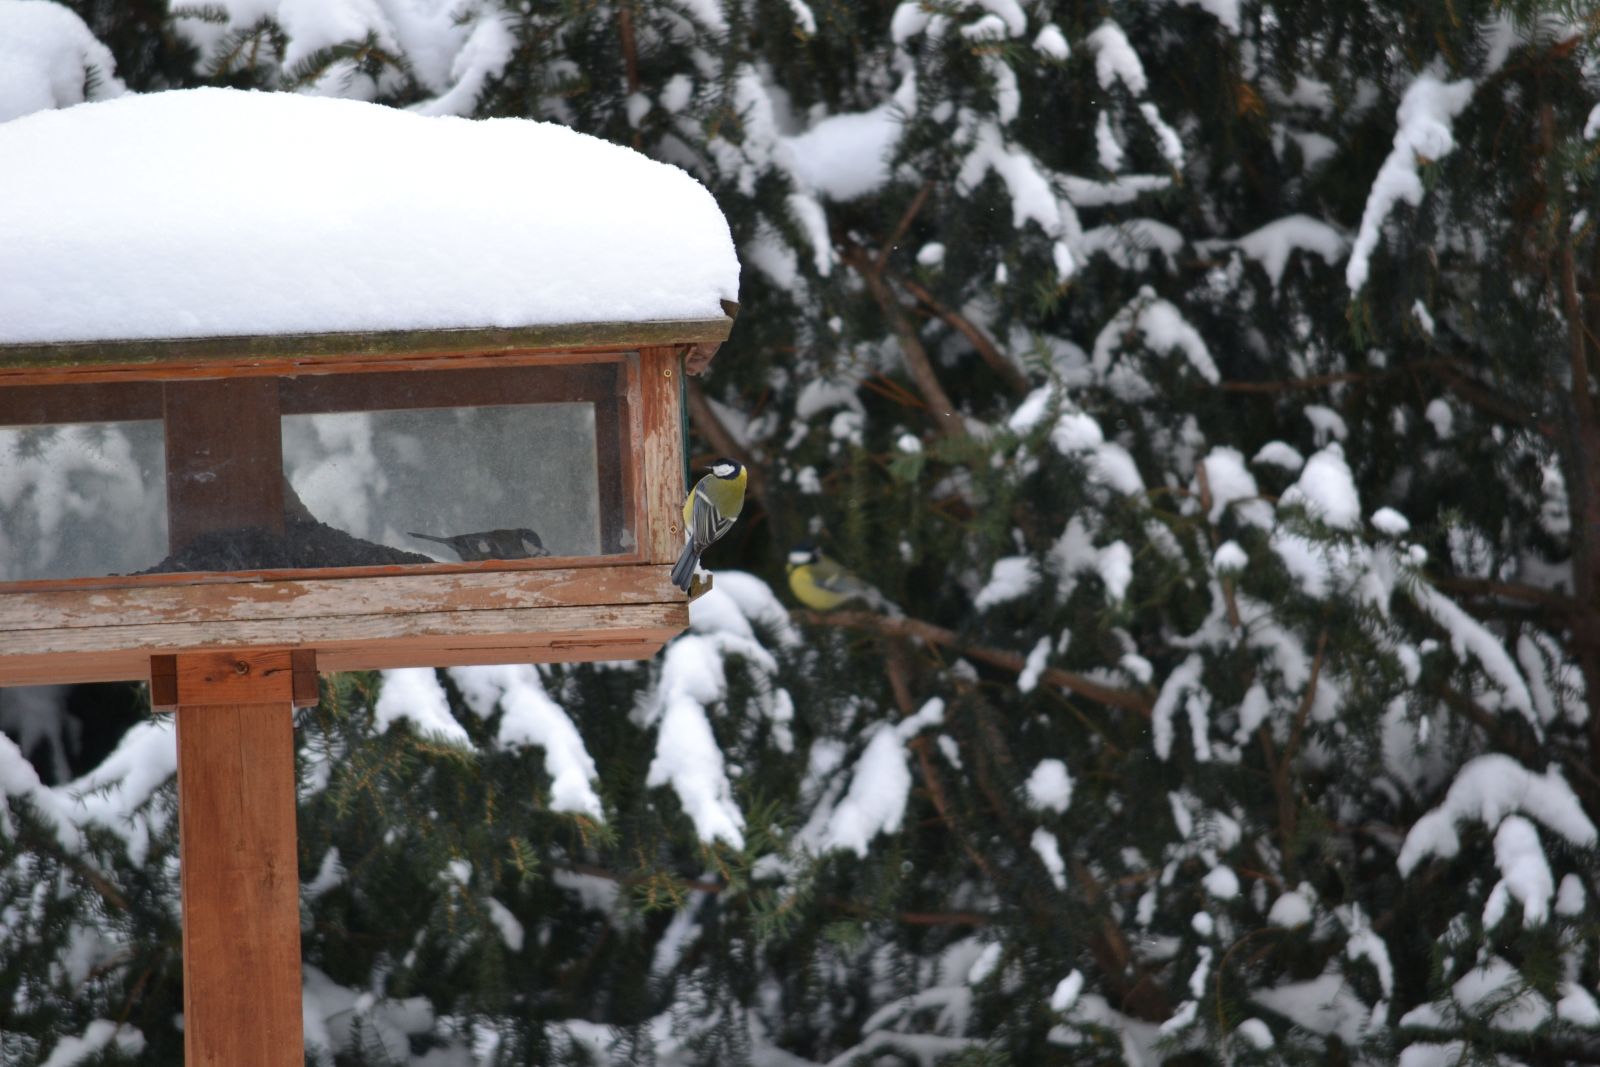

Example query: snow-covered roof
[0,88,739,347]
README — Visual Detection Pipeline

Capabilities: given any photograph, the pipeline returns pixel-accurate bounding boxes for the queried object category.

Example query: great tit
[671,458,747,592]
[786,542,887,611]
[408,527,550,561]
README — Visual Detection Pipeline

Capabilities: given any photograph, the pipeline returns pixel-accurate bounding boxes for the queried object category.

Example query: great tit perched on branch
[671,458,747,592]
[408,527,550,561]
[786,542,890,612]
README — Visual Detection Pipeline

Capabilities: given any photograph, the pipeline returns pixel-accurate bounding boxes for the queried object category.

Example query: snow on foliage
[1397,755,1597,875]
[1172,0,1241,33]
[0,88,738,344]
[0,0,124,123]
[1406,581,1536,720]
[1483,815,1554,928]
[974,554,1040,609]
[1346,74,1475,292]
[1087,21,1147,95]
[1279,443,1361,529]
[375,668,469,744]
[1234,215,1346,287]
[1093,287,1221,392]
[447,665,603,818]
[636,577,800,849]
[1024,758,1073,813]
[33,1020,145,1067]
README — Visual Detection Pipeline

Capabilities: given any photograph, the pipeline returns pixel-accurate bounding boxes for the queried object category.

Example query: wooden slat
[0,549,647,595]
[0,565,677,632]
[164,378,284,552]
[0,317,732,378]
[0,600,687,687]
[4,602,683,656]
[314,636,673,673]
[176,688,302,1067]
[3,631,678,687]
[638,346,687,564]
[277,362,618,414]
[0,347,636,390]
[0,382,164,425]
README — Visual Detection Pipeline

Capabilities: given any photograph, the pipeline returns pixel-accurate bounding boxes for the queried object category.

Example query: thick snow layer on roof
[0,88,739,345]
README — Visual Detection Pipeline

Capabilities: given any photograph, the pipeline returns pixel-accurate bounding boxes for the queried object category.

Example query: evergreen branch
[825,899,991,926]
[797,610,1152,715]
[889,645,1005,882]
[1271,629,1327,871]
[840,243,968,439]
[1427,574,1580,611]
[566,862,724,895]
[1071,859,1172,1021]
[859,373,929,411]
[1422,361,1558,437]
[1194,460,1242,631]
[685,379,767,505]
[894,272,1031,396]
[875,181,933,275]
[617,4,640,94]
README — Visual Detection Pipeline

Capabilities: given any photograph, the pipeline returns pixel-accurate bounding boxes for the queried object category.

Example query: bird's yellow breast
[788,564,853,611]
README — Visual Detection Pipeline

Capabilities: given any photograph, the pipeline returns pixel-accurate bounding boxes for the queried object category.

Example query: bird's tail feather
[670,542,700,592]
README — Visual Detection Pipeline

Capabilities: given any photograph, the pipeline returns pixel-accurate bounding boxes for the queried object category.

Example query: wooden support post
[159,650,309,1067]
[163,378,285,553]
[638,345,686,565]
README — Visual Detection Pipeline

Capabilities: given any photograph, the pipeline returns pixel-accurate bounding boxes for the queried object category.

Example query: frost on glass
[0,421,167,581]
[282,404,604,563]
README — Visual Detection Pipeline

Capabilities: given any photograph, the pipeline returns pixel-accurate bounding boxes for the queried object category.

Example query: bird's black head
[515,528,550,557]
[787,541,819,566]
[708,458,744,479]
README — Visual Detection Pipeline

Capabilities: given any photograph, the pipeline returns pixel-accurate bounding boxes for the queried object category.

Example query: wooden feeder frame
[0,316,732,687]
[0,313,730,1067]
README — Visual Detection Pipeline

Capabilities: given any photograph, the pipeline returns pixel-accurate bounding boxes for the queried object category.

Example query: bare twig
[798,609,1151,716]
[896,273,1030,396]
[841,242,967,439]
[1429,575,1579,612]
[875,181,933,274]
[617,5,640,94]
[685,379,767,504]
[827,898,992,926]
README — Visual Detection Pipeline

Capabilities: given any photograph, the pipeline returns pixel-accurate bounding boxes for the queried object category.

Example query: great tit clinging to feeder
[409,527,550,561]
[787,542,888,612]
[671,458,747,592]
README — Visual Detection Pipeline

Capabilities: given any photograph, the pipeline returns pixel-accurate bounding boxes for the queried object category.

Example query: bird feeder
[0,89,739,1066]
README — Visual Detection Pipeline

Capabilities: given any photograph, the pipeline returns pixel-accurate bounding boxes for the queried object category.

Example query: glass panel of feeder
[0,420,168,581]
[280,403,607,566]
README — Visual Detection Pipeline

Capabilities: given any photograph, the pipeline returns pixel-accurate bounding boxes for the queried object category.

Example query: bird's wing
[811,558,868,596]
[690,485,737,551]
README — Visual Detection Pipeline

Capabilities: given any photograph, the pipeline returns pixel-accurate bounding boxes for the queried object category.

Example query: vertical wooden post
[153,650,317,1067]
[638,346,687,565]
[163,379,285,553]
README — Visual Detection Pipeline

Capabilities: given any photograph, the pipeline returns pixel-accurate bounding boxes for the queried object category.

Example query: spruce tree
[5,1,1600,1064]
